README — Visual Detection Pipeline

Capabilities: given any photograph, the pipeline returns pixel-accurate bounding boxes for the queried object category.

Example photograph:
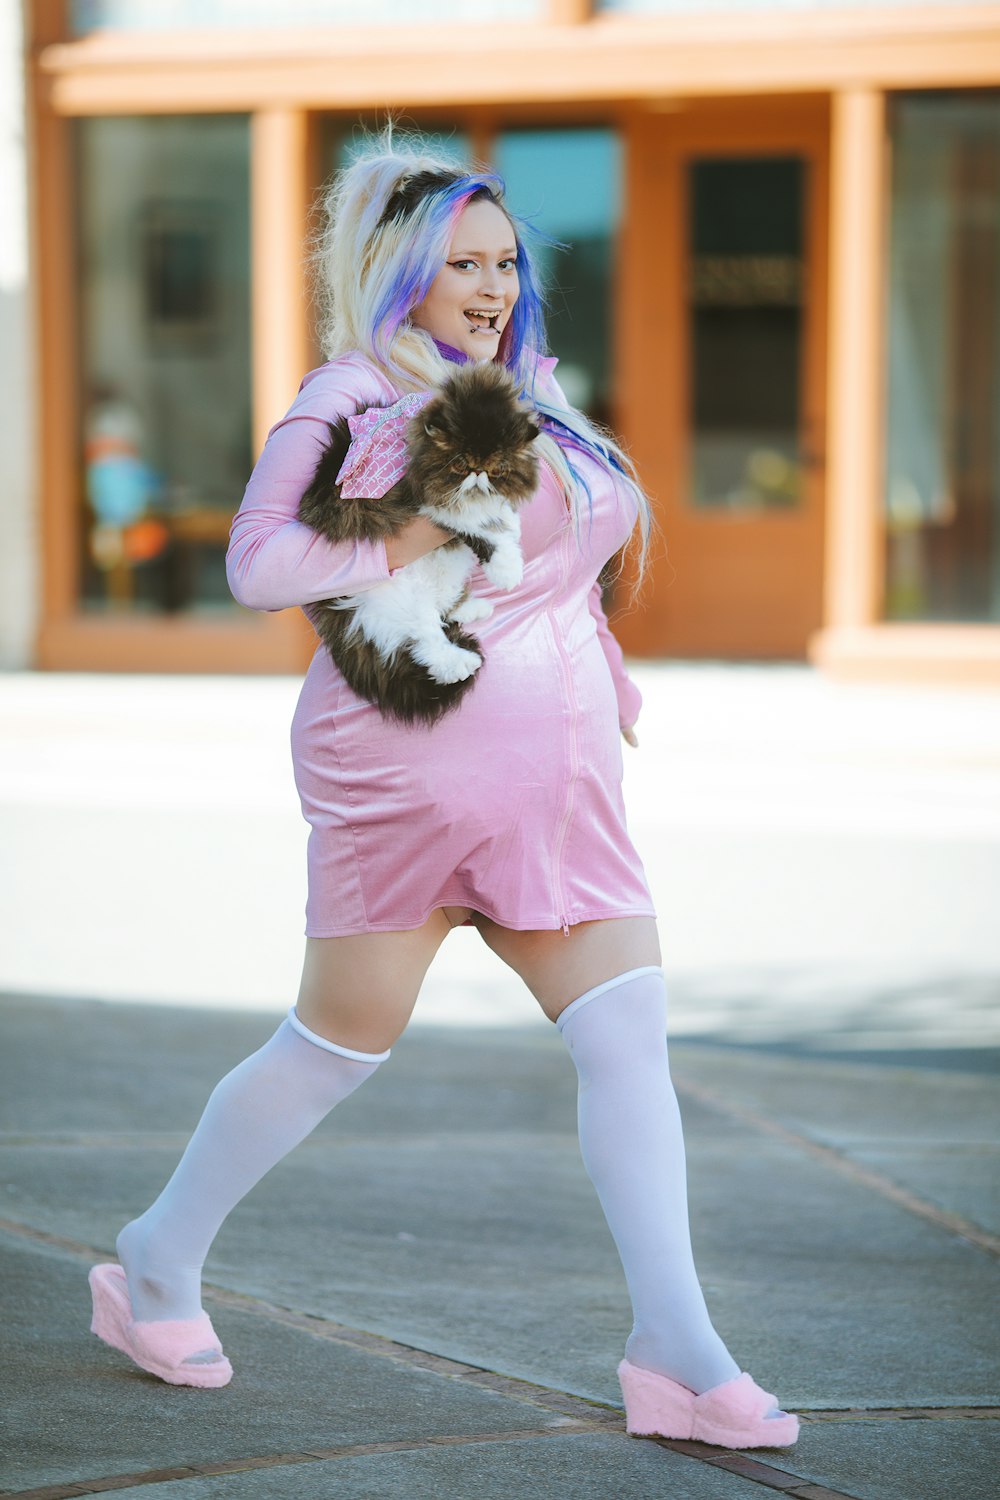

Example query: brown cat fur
[298,361,540,725]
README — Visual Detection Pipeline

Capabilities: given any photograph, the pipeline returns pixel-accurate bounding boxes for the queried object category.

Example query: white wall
[0,0,36,670]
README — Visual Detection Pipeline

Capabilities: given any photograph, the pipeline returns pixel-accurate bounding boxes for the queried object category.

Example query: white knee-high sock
[117,1012,387,1323]
[557,967,741,1395]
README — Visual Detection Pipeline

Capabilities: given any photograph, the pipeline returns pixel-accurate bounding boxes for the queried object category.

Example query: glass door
[618,103,828,659]
[688,156,805,516]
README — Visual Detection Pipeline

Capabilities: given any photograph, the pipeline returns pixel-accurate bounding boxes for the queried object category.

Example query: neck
[431,336,472,366]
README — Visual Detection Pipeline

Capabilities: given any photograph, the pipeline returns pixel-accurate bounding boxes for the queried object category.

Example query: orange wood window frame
[35,7,1000,114]
[32,99,319,673]
[809,85,1000,686]
[29,3,1000,680]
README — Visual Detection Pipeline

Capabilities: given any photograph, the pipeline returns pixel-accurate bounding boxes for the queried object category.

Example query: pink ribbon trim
[335,391,434,500]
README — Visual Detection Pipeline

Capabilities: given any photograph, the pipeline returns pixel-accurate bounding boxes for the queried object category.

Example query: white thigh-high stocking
[557,966,741,1396]
[116,1011,387,1324]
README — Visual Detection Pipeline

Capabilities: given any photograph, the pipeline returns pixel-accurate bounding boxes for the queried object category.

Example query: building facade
[9,0,1000,681]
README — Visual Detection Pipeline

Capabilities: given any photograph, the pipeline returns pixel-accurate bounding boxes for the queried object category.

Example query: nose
[478,269,504,300]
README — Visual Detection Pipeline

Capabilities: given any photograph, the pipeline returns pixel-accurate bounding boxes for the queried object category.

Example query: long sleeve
[589,581,643,730]
[226,357,396,612]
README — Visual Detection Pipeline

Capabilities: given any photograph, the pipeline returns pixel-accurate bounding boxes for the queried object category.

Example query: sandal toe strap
[694,1372,778,1425]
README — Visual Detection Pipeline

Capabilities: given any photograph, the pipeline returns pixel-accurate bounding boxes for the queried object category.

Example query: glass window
[885,92,1000,623]
[495,127,622,426]
[77,116,251,617]
[70,0,541,34]
[597,0,996,12]
[687,156,805,511]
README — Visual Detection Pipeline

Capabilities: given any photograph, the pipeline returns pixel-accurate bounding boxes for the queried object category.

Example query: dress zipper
[549,524,580,936]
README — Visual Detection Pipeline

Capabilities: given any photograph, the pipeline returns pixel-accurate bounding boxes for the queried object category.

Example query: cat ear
[524,420,541,441]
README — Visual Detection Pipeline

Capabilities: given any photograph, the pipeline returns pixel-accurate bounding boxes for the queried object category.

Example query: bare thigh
[473,915,662,1024]
[295,906,472,1053]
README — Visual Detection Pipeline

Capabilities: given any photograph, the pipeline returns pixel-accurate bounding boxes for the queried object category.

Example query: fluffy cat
[297,360,540,726]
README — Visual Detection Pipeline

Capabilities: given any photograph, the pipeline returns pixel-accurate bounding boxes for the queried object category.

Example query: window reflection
[77,116,251,616]
[885,92,1000,623]
[496,127,622,427]
[495,126,623,618]
[687,156,805,512]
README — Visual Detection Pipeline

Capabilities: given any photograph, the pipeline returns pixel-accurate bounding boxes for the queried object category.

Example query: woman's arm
[226,364,450,612]
[384,515,452,569]
[588,581,642,734]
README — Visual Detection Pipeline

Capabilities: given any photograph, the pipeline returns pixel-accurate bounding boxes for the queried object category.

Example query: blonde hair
[312,126,651,581]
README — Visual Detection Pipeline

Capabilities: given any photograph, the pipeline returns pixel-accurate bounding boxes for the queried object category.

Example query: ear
[524,420,541,441]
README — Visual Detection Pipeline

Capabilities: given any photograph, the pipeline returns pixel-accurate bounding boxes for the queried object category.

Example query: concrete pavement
[1,993,997,1499]
[1,663,998,1496]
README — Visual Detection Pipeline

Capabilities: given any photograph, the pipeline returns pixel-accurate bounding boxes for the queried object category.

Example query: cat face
[415,364,540,504]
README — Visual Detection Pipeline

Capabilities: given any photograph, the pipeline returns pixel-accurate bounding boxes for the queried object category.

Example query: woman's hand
[384,515,453,570]
[622,725,639,748]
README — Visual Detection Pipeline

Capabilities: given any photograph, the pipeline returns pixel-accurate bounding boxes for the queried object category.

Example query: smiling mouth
[463,309,502,336]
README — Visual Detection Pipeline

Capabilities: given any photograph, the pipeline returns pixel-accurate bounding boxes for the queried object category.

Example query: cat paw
[483,551,524,590]
[450,597,494,625]
[482,558,524,591]
[427,645,483,684]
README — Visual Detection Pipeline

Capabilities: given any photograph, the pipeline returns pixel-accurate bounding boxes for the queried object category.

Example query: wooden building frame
[27,2,1000,681]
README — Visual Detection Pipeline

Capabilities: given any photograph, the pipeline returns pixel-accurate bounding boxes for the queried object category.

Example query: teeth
[465,310,500,319]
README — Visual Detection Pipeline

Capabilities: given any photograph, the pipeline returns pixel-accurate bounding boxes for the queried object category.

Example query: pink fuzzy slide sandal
[618,1358,799,1449]
[89,1263,233,1388]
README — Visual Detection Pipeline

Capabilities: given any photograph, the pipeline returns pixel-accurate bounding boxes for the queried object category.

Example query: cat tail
[315,605,482,727]
[360,620,483,726]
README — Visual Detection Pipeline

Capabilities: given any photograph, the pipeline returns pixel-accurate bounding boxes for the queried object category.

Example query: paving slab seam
[1,1429,870,1500]
[0,1430,600,1500]
[800,1405,1000,1422]
[9,1211,983,1421]
[651,1446,867,1499]
[0,1133,199,1150]
[1,1218,982,1500]
[673,1074,1000,1258]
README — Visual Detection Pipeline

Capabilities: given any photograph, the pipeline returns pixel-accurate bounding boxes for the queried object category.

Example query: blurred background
[3,0,999,680]
[1,1,999,1046]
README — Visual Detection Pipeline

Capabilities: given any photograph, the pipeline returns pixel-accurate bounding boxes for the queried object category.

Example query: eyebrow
[450,247,518,257]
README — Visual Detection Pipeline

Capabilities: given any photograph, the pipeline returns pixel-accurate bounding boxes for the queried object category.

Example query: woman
[89,138,797,1450]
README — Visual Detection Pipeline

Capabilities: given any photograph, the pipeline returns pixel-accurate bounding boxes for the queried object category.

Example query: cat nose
[458,471,492,494]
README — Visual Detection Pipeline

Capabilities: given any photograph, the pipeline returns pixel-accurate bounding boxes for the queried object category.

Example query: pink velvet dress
[226,351,655,937]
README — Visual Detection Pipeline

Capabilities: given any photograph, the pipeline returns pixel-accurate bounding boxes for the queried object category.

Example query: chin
[462,332,504,361]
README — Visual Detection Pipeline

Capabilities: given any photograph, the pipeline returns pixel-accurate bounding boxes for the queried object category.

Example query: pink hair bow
[335,391,435,499]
